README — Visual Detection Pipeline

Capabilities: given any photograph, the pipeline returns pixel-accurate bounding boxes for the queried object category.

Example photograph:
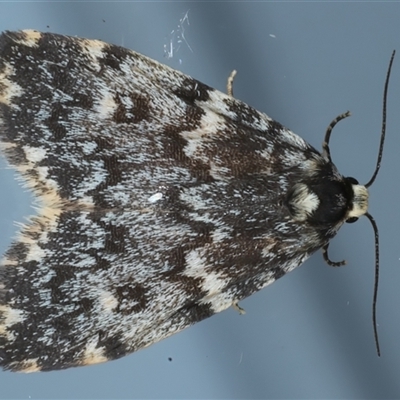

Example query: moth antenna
[365,212,381,356]
[365,50,395,188]
[321,51,395,357]
[366,51,395,357]
[322,111,351,163]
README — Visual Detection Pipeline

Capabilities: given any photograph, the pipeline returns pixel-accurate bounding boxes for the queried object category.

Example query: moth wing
[0,30,316,371]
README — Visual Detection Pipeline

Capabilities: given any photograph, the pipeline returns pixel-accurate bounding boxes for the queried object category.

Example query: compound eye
[346,177,359,185]
[346,217,358,224]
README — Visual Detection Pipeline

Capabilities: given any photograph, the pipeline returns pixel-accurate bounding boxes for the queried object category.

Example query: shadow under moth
[0,30,394,372]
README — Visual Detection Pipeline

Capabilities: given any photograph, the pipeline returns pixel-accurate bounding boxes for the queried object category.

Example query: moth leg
[226,69,237,97]
[322,243,347,267]
[232,301,246,315]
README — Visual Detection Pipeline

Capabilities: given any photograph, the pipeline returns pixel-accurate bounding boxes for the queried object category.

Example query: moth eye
[347,177,359,185]
[346,217,358,223]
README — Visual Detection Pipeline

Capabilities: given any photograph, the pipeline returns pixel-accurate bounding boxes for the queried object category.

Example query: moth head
[286,175,368,227]
[345,177,369,222]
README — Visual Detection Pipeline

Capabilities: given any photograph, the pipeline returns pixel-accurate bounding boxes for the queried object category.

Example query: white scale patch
[0,306,26,340]
[22,145,47,163]
[148,192,163,203]
[93,89,118,119]
[0,63,24,106]
[81,338,108,366]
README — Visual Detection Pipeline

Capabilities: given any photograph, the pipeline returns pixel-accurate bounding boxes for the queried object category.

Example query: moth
[0,30,393,372]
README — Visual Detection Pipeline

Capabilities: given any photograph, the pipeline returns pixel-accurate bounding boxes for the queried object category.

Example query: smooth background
[0,2,399,399]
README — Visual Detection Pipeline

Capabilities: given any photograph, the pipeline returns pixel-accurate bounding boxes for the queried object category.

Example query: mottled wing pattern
[0,30,337,371]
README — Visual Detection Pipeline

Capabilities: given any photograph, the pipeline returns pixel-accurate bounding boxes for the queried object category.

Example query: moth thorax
[287,183,320,222]
[348,184,369,218]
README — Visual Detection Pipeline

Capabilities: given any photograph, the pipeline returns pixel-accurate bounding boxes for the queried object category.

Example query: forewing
[0,31,321,371]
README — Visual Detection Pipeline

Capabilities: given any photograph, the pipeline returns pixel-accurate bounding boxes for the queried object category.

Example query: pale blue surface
[0,2,400,399]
